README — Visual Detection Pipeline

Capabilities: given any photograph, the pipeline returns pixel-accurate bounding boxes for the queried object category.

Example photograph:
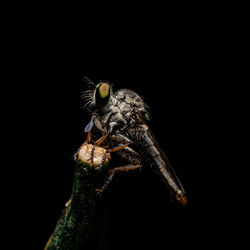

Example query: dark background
[27,49,200,249]
[35,70,196,250]
[5,11,226,249]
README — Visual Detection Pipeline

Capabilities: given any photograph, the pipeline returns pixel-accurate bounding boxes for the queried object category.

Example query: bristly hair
[83,76,95,88]
[81,76,96,109]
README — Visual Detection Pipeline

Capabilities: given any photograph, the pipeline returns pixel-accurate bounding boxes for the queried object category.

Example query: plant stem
[45,160,108,250]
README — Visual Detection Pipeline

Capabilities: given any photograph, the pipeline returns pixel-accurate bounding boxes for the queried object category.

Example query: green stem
[45,160,107,250]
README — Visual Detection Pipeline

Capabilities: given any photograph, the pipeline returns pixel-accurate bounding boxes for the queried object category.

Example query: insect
[74,132,142,196]
[82,77,187,205]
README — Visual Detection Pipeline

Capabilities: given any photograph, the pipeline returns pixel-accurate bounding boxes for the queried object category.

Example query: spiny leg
[98,142,131,169]
[88,133,108,166]
[115,145,142,165]
[99,152,107,170]
[109,133,142,164]
[86,131,91,142]
[107,143,131,153]
[97,164,142,196]
[75,132,106,163]
[90,145,95,165]
[111,133,133,144]
[98,137,131,169]
[95,133,109,146]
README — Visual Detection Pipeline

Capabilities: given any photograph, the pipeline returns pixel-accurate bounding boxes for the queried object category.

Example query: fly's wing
[131,109,187,204]
[144,125,185,193]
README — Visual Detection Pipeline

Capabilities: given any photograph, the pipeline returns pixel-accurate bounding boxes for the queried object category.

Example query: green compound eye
[98,83,109,99]
[94,82,110,108]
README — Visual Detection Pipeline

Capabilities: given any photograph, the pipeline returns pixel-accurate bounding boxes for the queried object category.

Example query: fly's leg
[97,164,142,196]
[95,133,109,146]
[107,143,131,153]
[110,133,142,165]
[81,133,109,164]
[89,133,109,170]
[100,145,110,149]
[111,133,133,144]
[86,131,91,142]
[115,146,142,165]
[98,142,131,170]
[90,133,109,164]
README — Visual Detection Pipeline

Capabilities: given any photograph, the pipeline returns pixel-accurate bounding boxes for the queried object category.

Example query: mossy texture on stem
[45,160,108,250]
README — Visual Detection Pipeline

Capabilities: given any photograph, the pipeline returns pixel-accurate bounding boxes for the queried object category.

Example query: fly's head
[82,79,113,133]
[94,82,111,108]
[81,78,112,111]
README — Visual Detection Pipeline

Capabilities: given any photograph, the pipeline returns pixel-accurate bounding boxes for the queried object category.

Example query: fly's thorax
[114,89,145,108]
[93,96,131,134]
[94,90,150,134]
[115,89,150,120]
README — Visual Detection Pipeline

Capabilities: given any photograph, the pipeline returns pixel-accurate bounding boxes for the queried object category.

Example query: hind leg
[97,164,142,196]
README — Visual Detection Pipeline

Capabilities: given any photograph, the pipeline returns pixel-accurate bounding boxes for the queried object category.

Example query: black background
[29,46,200,249]
[35,69,196,250]
[5,11,225,249]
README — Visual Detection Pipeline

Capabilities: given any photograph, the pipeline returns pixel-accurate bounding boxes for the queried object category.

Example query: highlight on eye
[98,83,110,99]
[94,82,111,108]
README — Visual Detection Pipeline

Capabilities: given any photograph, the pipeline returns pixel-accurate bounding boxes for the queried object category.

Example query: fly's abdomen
[137,124,187,205]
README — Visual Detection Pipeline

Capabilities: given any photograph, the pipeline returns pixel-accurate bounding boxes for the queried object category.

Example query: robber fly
[82,77,187,205]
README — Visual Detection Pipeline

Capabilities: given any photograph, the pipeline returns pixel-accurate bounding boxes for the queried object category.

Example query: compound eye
[98,83,109,98]
[95,82,110,108]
